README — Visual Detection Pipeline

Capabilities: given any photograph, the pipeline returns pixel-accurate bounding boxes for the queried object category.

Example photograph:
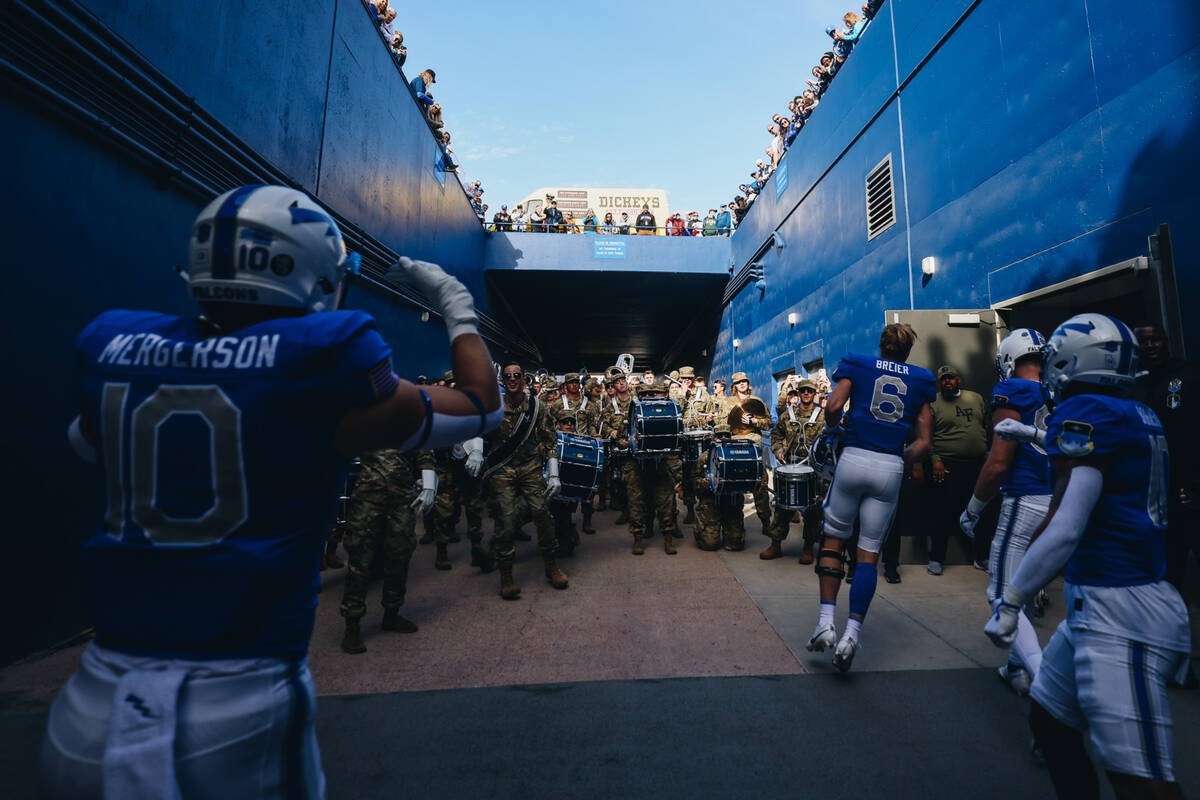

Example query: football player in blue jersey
[806,323,937,672]
[986,314,1190,799]
[958,328,1052,696]
[40,185,502,799]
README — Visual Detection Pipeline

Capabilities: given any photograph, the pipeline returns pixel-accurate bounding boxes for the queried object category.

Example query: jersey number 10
[101,382,248,546]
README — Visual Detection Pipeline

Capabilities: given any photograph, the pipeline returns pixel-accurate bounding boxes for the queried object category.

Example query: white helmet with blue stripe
[1042,314,1138,406]
[995,327,1046,379]
[188,184,352,312]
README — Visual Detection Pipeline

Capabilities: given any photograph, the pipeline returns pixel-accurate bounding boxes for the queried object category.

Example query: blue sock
[847,562,878,622]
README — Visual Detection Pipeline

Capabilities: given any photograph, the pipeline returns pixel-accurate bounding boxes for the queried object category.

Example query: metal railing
[481,223,736,236]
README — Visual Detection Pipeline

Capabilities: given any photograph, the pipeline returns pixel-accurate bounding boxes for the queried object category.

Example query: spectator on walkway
[564,211,581,233]
[511,204,527,231]
[841,11,867,44]
[715,204,731,236]
[493,205,512,231]
[530,204,545,232]
[703,209,717,236]
[544,199,564,233]
[636,204,656,235]
[583,209,599,233]
[733,196,750,224]
[600,212,618,234]
[926,365,990,575]
[618,212,632,235]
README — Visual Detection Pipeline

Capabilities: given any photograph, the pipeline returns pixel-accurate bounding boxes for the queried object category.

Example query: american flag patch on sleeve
[369,357,399,399]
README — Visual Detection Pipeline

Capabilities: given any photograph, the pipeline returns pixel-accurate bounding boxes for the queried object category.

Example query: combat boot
[435,542,451,571]
[759,540,782,560]
[471,545,496,574]
[683,503,696,525]
[615,509,628,525]
[382,608,419,633]
[418,530,435,545]
[632,535,645,555]
[323,539,344,570]
[798,542,814,565]
[542,551,569,589]
[596,494,608,511]
[341,619,367,654]
[498,559,521,600]
[663,533,677,555]
[582,512,596,534]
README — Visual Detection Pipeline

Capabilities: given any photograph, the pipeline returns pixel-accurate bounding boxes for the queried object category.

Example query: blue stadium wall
[712,0,1200,388]
[0,0,497,663]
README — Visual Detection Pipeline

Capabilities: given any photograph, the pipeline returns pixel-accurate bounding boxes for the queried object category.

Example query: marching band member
[693,421,748,550]
[728,371,774,535]
[761,379,826,563]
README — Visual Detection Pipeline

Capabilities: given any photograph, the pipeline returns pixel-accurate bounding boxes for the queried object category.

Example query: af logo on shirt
[1057,420,1095,456]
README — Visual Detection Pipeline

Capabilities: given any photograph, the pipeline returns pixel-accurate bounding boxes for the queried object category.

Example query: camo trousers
[340,495,417,619]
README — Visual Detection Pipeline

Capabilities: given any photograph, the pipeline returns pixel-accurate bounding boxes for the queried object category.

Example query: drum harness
[481,395,542,481]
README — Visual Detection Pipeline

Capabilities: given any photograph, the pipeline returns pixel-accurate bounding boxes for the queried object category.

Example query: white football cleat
[806,623,837,652]
[998,664,1031,697]
[832,634,858,673]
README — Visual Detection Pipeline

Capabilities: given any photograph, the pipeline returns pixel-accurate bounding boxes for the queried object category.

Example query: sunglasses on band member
[503,371,523,379]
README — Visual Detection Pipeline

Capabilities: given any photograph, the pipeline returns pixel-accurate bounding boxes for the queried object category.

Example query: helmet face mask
[1041,314,1139,407]
[188,185,349,314]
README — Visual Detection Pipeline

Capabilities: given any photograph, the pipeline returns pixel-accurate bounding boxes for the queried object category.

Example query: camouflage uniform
[728,390,774,527]
[340,447,434,620]
[613,384,683,546]
[692,432,749,550]
[766,400,827,546]
[600,385,634,515]
[433,448,484,544]
[485,392,558,560]
[679,371,715,520]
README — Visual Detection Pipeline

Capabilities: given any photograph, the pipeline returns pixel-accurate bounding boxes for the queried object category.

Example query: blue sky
[399,1,854,215]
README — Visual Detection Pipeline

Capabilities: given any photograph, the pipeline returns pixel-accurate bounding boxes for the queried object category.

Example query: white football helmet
[995,328,1046,379]
[188,185,349,312]
[1042,314,1138,406]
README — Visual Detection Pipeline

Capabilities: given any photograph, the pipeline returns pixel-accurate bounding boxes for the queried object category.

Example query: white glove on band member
[464,437,485,477]
[385,256,479,341]
[994,418,1045,447]
[545,457,561,497]
[412,469,438,514]
[958,494,988,538]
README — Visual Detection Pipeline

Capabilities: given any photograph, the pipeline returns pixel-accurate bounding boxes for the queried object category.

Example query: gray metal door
[882,309,1004,394]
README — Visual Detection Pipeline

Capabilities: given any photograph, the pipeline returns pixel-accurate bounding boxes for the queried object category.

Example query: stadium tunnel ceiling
[485,270,728,373]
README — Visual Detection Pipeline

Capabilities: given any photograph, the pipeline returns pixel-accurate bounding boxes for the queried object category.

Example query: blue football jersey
[1045,395,1169,587]
[75,308,398,660]
[832,353,936,456]
[990,378,1052,496]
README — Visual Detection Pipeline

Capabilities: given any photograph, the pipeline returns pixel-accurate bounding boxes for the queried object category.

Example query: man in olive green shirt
[927,365,989,574]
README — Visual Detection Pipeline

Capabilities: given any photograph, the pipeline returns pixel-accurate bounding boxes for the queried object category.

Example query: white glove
[984,588,1028,647]
[545,457,561,497]
[412,468,437,515]
[994,418,1043,446]
[464,437,485,477]
[959,495,987,539]
[385,256,479,341]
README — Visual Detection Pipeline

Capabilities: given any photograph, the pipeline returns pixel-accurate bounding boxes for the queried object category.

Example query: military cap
[669,370,680,381]
[585,378,601,393]
[636,381,668,396]
[605,365,625,380]
[713,420,732,435]
[731,371,749,384]
[796,378,817,392]
[442,369,455,383]
[936,365,960,379]
[563,372,581,384]
[554,407,578,423]
[541,378,560,392]
[678,366,695,378]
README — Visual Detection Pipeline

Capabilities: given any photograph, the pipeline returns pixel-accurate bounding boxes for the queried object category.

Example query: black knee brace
[814,548,846,580]
[1029,701,1099,799]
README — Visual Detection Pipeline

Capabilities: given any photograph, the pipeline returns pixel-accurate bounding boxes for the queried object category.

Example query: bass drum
[629,399,683,458]
[680,430,713,463]
[707,440,763,494]
[549,432,605,500]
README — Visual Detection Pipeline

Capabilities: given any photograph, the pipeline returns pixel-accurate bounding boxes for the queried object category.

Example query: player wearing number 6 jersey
[985,314,1190,799]
[807,323,936,672]
[41,185,501,799]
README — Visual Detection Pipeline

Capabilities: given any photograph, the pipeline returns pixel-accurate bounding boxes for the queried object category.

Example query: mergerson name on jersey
[97,331,281,371]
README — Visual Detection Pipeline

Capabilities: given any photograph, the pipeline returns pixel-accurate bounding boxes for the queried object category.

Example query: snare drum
[549,432,605,500]
[773,463,816,510]
[629,399,683,458]
[680,430,713,463]
[707,440,763,494]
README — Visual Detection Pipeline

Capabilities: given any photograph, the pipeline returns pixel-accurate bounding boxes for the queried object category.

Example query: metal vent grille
[866,154,896,241]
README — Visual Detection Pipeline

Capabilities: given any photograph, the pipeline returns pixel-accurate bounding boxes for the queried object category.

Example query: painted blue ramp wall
[0,0,490,662]
[714,0,1200,391]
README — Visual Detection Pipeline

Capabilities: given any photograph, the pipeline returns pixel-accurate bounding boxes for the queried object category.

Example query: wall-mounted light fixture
[921,256,937,276]
[733,338,742,350]
[787,312,799,326]
[420,311,431,323]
